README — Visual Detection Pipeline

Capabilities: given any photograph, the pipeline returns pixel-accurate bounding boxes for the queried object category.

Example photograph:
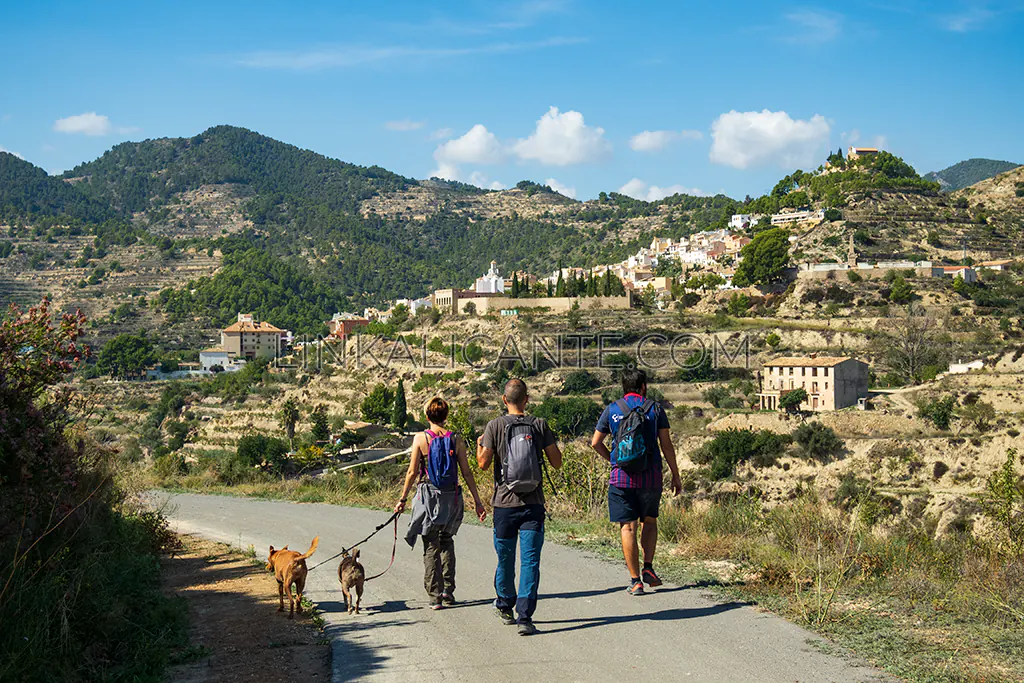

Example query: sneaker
[517,620,538,636]
[495,606,516,625]
[642,567,663,587]
[430,599,444,611]
[626,580,645,596]
[441,594,456,606]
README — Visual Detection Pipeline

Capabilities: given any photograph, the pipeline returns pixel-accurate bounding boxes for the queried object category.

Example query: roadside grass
[152,450,1024,683]
[0,500,190,682]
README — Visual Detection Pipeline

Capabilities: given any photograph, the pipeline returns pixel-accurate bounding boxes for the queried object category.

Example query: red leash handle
[362,518,397,581]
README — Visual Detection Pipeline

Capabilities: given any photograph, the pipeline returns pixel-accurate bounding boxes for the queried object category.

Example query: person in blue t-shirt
[591,368,681,595]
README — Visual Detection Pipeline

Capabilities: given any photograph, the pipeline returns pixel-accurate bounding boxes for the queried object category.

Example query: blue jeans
[493,505,545,622]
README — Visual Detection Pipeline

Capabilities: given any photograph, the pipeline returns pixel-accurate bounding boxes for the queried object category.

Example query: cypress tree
[392,379,407,433]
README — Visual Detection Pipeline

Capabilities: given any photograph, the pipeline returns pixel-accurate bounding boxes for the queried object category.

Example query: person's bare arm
[658,427,682,495]
[544,443,563,469]
[476,434,494,469]
[395,435,423,512]
[590,430,611,462]
[456,438,486,521]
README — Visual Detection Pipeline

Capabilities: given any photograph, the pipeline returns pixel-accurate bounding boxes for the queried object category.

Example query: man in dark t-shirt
[591,368,681,595]
[477,378,562,636]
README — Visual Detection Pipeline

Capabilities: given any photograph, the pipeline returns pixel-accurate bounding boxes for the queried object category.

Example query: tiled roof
[201,347,226,353]
[223,321,285,333]
[764,356,857,368]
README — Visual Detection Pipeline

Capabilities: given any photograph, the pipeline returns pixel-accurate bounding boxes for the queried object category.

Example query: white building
[729,214,764,230]
[771,208,826,226]
[627,252,653,269]
[199,348,230,371]
[475,261,506,294]
[395,297,433,314]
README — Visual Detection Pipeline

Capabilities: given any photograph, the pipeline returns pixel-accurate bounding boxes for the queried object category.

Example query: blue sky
[1,0,1022,200]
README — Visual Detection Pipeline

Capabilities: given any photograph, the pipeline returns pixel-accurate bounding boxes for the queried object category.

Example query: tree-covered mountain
[63,125,413,215]
[2,126,744,332]
[0,152,116,224]
[48,126,737,319]
[924,158,1021,192]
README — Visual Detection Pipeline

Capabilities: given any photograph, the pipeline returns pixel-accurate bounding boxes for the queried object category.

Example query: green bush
[692,428,791,479]
[533,396,602,437]
[676,350,715,382]
[234,434,289,476]
[360,383,394,424]
[561,369,598,394]
[792,422,844,461]
[918,396,956,430]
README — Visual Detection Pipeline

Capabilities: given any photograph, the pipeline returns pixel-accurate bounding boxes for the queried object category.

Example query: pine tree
[603,270,612,296]
[310,404,331,443]
[555,270,565,297]
[547,280,553,297]
[511,272,520,298]
[392,379,407,433]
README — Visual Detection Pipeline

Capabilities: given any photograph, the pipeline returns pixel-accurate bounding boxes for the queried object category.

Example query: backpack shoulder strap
[639,398,656,414]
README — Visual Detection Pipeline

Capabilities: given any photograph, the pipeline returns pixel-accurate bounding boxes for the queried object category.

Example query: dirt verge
[162,534,331,683]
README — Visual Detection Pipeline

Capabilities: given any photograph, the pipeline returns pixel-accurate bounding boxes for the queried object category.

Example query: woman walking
[396,397,486,609]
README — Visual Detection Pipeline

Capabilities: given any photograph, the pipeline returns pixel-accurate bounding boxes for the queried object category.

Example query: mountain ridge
[924,158,1021,192]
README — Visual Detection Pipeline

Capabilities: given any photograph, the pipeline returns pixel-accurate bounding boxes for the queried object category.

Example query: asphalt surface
[152,492,890,683]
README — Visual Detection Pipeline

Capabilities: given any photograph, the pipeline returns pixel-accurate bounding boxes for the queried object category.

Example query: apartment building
[221,313,287,361]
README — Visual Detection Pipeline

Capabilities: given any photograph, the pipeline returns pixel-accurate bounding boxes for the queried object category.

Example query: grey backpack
[501,416,543,494]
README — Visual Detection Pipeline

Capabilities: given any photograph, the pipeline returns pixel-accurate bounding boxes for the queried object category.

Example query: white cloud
[429,127,454,140]
[544,177,576,199]
[385,119,425,131]
[0,146,24,160]
[513,106,611,165]
[430,124,506,180]
[54,112,112,136]
[629,129,703,152]
[782,10,842,44]
[709,109,830,169]
[431,163,461,181]
[469,170,506,190]
[235,37,585,70]
[842,129,887,151]
[434,124,505,165]
[618,178,705,201]
[942,4,995,32]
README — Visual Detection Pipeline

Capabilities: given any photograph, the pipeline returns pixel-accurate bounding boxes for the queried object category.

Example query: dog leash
[306,510,401,574]
[363,515,399,582]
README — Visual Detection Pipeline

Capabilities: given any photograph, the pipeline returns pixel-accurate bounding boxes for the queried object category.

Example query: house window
[801,368,806,376]
[812,368,818,377]
[788,367,794,376]
[824,368,829,377]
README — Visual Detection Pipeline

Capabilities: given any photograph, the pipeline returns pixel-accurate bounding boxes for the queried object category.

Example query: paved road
[152,492,888,683]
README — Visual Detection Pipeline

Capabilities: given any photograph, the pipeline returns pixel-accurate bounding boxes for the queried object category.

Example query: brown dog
[338,549,365,614]
[266,536,319,618]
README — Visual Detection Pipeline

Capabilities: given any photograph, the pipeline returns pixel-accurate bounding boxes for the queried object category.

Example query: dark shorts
[608,485,662,523]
